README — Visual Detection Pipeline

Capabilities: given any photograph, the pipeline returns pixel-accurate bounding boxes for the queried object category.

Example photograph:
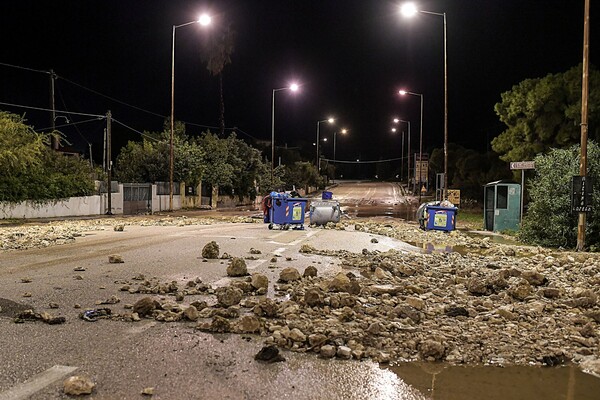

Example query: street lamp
[401,2,448,199]
[271,83,299,186]
[170,13,212,211]
[333,128,348,183]
[316,117,335,169]
[393,118,411,188]
[399,90,423,201]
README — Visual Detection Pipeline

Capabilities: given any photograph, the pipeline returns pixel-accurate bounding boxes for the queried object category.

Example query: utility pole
[49,70,58,150]
[577,0,590,251]
[106,111,113,215]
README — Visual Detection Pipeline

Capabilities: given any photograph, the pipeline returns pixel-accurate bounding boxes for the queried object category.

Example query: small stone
[419,340,446,361]
[237,315,261,333]
[73,267,86,271]
[445,306,469,317]
[227,258,248,277]
[108,254,124,263]
[370,238,379,243]
[304,288,324,307]
[133,297,158,317]
[48,303,59,309]
[114,224,125,232]
[279,267,301,282]
[63,376,95,396]
[141,387,154,396]
[288,328,306,343]
[249,248,262,254]
[320,345,337,358]
[21,277,32,283]
[255,345,286,362]
[216,287,243,307]
[337,346,352,359]
[251,273,269,290]
[23,292,32,297]
[183,305,199,321]
[201,241,220,259]
[303,266,318,277]
[270,257,278,263]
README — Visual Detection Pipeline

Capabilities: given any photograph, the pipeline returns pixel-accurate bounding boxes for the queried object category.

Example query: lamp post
[170,13,212,211]
[399,90,423,202]
[401,2,448,199]
[332,128,347,183]
[316,117,335,169]
[271,83,299,186]
[393,118,411,188]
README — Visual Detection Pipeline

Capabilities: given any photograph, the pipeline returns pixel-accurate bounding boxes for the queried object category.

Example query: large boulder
[227,258,248,277]
[202,241,220,259]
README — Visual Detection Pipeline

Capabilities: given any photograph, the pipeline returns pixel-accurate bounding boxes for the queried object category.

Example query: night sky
[1,1,595,168]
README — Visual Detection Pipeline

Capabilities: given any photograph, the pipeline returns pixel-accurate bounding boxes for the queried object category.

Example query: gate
[123,183,152,215]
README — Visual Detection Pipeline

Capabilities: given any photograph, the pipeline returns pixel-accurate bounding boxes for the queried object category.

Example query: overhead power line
[0,101,105,119]
[321,157,405,164]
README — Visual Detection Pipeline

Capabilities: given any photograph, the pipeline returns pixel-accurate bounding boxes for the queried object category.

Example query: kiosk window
[496,186,508,209]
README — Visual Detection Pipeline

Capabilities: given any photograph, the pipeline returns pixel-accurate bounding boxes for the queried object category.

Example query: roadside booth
[484,180,521,232]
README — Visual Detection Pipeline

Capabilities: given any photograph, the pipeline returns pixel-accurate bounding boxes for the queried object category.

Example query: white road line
[289,230,317,246]
[247,259,268,270]
[0,365,78,400]
[269,231,288,239]
[273,247,287,256]
[125,321,157,335]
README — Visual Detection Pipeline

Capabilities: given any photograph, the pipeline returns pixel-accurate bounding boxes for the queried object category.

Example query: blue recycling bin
[322,191,333,200]
[268,194,308,230]
[425,205,458,232]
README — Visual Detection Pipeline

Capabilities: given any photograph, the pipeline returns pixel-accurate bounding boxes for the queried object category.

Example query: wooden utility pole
[106,110,113,215]
[577,0,590,251]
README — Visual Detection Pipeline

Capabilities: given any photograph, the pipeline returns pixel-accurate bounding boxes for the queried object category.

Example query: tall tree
[492,64,600,162]
[201,24,236,136]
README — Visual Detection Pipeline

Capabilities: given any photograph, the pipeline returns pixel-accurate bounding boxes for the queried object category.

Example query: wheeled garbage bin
[267,193,308,230]
[425,205,458,232]
[310,200,341,225]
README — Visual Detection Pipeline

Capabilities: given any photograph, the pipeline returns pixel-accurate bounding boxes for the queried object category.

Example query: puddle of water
[387,362,600,400]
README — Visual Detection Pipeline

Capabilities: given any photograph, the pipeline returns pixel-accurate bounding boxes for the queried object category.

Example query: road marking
[0,365,78,400]
[125,321,157,335]
[273,247,287,256]
[269,232,288,239]
[289,230,317,245]
[247,259,267,270]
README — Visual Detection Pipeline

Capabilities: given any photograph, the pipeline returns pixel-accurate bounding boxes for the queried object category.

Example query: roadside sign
[510,161,535,170]
[572,176,593,213]
[447,189,460,206]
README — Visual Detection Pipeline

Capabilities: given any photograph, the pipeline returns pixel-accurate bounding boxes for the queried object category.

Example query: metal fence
[156,181,180,195]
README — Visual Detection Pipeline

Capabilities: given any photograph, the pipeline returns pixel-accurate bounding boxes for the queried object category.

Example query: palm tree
[201,24,236,137]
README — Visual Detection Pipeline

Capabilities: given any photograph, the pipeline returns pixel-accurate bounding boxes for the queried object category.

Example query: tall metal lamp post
[170,13,212,211]
[393,118,411,188]
[316,117,335,169]
[399,90,424,202]
[332,128,348,183]
[271,83,299,186]
[401,2,448,199]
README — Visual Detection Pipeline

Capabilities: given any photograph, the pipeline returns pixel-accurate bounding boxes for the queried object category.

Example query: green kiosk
[484,180,521,232]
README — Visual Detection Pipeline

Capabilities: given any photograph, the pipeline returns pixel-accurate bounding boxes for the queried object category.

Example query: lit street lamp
[316,117,335,169]
[332,128,348,183]
[170,13,212,211]
[271,83,299,185]
[401,2,448,199]
[399,90,423,201]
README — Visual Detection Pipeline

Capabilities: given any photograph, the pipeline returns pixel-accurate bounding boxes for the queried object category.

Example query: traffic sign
[510,161,535,170]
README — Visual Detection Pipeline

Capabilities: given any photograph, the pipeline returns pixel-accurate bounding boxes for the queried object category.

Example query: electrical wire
[0,61,50,75]
[321,157,405,164]
[0,101,105,118]
[111,118,160,142]
[38,117,105,131]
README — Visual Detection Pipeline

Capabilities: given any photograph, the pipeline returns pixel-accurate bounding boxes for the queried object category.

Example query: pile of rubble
[79,240,600,375]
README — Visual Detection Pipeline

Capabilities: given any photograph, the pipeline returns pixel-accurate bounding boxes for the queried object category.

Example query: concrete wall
[0,186,124,219]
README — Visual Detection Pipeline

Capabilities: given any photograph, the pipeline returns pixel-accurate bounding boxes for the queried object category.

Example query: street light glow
[290,83,299,91]
[341,128,348,134]
[328,117,335,123]
[198,13,212,26]
[391,128,397,132]
[400,3,418,17]
[399,90,408,95]
[393,118,400,123]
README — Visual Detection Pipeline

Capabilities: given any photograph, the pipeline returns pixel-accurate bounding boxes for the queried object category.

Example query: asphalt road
[0,219,422,400]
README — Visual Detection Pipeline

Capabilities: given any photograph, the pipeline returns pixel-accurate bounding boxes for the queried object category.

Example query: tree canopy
[492,64,600,163]
[0,111,95,202]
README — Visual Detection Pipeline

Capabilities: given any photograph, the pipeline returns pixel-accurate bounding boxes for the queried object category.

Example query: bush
[518,142,600,249]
